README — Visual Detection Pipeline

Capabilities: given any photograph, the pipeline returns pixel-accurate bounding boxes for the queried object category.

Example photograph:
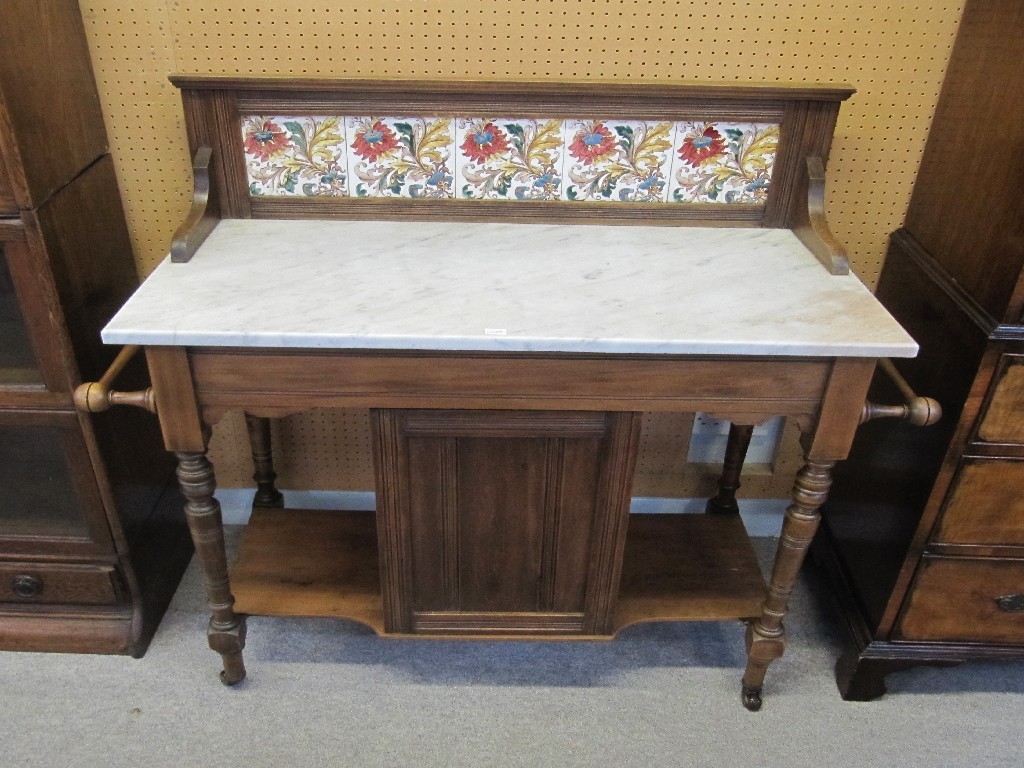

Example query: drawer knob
[12,574,43,598]
[994,594,1024,612]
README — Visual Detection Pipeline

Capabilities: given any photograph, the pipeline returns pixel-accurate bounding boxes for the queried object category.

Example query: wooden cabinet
[372,409,640,636]
[0,0,192,655]
[814,0,1024,699]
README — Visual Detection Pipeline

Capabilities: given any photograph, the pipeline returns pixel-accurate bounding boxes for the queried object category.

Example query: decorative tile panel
[243,116,348,196]
[563,119,674,202]
[455,118,564,200]
[240,115,779,205]
[346,117,454,198]
[668,122,779,204]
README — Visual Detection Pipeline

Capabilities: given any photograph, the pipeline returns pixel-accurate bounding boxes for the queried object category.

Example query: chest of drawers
[814,0,1024,699]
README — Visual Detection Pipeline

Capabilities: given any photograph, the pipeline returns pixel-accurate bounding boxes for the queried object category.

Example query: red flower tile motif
[564,120,673,202]
[237,112,780,205]
[460,122,510,163]
[568,122,618,166]
[350,119,402,162]
[677,126,727,168]
[456,118,563,200]
[243,118,292,161]
[348,117,453,198]
[242,115,348,196]
[670,122,779,204]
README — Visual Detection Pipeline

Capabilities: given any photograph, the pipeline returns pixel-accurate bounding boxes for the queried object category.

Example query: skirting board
[214,488,788,537]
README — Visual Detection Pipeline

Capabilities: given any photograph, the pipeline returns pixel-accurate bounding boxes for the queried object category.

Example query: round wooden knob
[73,381,112,413]
[906,396,942,427]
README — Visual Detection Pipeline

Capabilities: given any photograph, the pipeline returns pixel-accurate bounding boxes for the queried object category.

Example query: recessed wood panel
[898,556,1024,644]
[934,459,1024,546]
[454,436,550,612]
[373,409,639,635]
[977,357,1024,444]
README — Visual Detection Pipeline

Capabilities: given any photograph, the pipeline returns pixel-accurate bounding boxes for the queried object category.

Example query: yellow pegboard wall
[207,409,377,491]
[77,0,965,491]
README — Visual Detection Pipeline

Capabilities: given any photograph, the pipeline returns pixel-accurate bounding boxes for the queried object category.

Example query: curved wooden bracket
[171,146,218,263]
[794,156,850,276]
[73,345,157,414]
[860,358,941,427]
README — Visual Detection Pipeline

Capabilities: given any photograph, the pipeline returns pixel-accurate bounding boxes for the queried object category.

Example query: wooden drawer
[977,355,1024,443]
[0,562,122,606]
[897,556,1024,644]
[933,459,1024,546]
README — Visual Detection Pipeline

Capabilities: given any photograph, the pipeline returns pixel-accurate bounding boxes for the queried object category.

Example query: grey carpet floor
[2,531,1023,768]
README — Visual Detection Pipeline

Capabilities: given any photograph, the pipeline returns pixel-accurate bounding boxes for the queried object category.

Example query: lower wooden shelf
[613,512,766,631]
[230,508,766,637]
[231,508,385,633]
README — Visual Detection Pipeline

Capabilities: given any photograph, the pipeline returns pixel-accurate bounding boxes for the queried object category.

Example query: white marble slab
[103,219,918,357]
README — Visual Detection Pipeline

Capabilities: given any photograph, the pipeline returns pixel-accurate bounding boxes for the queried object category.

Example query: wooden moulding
[170,74,856,101]
[0,607,136,655]
[228,508,766,638]
[168,76,853,237]
[247,197,766,229]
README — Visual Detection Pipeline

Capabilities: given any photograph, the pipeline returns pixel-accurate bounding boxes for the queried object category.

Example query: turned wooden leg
[705,423,754,515]
[244,413,284,509]
[741,458,834,710]
[175,451,247,685]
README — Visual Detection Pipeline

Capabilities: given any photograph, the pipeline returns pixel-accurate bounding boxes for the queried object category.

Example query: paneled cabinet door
[0,410,114,557]
[373,409,640,637]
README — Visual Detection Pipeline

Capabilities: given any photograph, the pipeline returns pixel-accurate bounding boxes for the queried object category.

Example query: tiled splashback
[242,115,779,204]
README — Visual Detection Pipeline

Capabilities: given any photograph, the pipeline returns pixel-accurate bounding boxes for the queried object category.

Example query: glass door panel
[0,422,92,539]
[0,242,44,386]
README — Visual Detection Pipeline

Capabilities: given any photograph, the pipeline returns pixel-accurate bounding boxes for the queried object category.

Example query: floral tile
[242,115,348,197]
[562,119,674,203]
[346,117,454,198]
[668,122,780,204]
[239,113,781,206]
[454,118,564,200]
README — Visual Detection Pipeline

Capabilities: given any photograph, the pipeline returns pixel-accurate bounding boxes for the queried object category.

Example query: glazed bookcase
[0,0,191,654]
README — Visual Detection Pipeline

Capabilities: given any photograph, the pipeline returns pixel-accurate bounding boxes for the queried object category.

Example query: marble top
[103,219,917,358]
